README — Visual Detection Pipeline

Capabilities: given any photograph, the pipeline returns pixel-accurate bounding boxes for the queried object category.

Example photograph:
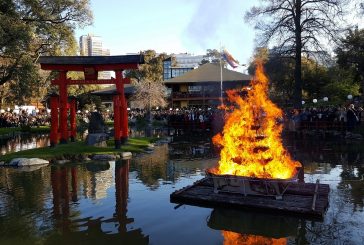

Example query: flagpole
[219,43,223,107]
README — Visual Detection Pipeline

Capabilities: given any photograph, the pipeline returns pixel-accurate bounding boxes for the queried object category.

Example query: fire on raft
[170,61,330,219]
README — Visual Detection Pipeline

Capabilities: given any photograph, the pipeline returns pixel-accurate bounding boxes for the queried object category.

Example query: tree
[0,0,92,103]
[126,50,167,83]
[127,50,169,107]
[247,47,354,106]
[130,80,167,109]
[336,28,364,100]
[246,0,346,108]
[200,49,229,67]
[126,50,169,135]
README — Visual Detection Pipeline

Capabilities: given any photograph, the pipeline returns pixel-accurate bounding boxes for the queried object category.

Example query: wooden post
[71,167,78,202]
[113,93,121,149]
[59,71,69,143]
[120,79,128,143]
[115,70,128,144]
[51,167,61,217]
[61,168,70,218]
[50,93,59,147]
[115,159,129,231]
[69,96,77,142]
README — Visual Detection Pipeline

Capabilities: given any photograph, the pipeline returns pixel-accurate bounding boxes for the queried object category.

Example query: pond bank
[0,137,158,163]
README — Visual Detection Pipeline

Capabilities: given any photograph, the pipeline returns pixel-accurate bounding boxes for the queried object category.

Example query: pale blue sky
[75,0,258,68]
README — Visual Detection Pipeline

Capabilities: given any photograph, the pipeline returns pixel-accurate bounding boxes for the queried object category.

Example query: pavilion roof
[38,55,144,71]
[163,63,251,84]
[91,84,135,96]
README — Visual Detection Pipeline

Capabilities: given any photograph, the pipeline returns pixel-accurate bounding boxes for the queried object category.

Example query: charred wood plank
[170,178,330,219]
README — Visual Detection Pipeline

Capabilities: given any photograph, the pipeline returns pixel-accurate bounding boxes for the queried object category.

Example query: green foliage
[77,93,102,111]
[247,48,360,106]
[126,50,168,83]
[0,0,93,103]
[336,28,364,99]
[126,50,168,110]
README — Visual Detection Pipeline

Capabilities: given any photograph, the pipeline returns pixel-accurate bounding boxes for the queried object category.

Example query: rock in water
[86,133,108,146]
[9,158,49,167]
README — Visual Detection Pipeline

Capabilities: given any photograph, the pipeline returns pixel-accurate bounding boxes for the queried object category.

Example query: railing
[172,92,221,99]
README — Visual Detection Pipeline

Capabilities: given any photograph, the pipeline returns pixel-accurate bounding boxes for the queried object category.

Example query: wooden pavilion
[163,63,252,108]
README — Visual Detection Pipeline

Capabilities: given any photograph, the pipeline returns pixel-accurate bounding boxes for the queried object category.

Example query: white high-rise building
[79,34,111,79]
[174,53,204,68]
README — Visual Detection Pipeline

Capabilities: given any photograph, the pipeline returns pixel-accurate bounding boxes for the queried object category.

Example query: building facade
[163,53,205,80]
[79,34,111,79]
[164,63,251,108]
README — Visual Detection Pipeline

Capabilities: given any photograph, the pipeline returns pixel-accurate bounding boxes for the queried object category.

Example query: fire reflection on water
[222,231,286,245]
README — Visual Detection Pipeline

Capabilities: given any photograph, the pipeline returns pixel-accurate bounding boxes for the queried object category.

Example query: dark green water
[1,138,364,244]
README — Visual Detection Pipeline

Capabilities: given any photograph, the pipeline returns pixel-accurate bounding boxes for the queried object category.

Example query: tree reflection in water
[0,134,50,155]
[46,160,149,244]
[1,137,364,244]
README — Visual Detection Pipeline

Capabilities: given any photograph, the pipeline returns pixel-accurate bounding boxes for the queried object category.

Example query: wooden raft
[170,177,330,219]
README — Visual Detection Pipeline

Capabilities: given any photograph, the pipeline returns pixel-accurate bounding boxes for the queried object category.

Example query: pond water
[0,134,50,155]
[1,135,364,244]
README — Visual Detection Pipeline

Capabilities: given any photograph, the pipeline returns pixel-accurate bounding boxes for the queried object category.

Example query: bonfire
[210,61,301,179]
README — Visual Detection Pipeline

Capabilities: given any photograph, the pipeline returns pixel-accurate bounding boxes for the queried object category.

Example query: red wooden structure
[39,55,144,148]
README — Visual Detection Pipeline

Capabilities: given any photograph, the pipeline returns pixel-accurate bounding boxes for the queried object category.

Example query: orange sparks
[211,60,301,179]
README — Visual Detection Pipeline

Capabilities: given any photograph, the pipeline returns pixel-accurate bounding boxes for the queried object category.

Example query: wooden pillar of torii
[39,55,144,149]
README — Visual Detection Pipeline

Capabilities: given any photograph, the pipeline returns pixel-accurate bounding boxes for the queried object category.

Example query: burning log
[260,158,273,165]
[206,171,298,200]
[255,135,266,140]
[252,146,270,153]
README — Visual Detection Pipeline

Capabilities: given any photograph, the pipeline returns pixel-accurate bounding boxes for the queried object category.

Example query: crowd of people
[0,109,50,128]
[1,104,364,135]
[286,104,364,133]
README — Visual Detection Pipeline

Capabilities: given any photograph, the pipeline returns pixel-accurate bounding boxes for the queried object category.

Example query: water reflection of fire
[223,231,286,245]
[210,61,301,179]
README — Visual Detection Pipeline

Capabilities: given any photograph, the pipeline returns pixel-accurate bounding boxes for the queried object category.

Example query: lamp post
[347,94,353,100]
[313,99,318,104]
[323,97,328,102]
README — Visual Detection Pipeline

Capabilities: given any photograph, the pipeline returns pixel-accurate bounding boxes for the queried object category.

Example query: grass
[0,126,50,136]
[0,137,157,163]
[0,127,22,136]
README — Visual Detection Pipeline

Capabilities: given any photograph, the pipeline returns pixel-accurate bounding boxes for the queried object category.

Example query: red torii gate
[39,55,144,149]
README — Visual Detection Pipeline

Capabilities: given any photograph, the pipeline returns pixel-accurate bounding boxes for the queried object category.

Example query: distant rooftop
[164,63,251,84]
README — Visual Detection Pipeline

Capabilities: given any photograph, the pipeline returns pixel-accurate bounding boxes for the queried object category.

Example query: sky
[75,0,363,72]
[75,0,258,71]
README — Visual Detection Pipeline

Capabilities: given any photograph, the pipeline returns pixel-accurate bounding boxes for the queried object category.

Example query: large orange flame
[211,61,301,179]
[223,231,287,245]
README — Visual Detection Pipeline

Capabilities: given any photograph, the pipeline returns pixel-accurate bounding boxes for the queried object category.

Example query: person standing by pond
[346,104,359,132]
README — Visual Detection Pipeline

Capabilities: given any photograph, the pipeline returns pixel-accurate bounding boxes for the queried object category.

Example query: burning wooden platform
[170,177,330,219]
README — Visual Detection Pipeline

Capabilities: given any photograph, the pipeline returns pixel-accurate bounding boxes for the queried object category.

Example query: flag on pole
[221,49,239,68]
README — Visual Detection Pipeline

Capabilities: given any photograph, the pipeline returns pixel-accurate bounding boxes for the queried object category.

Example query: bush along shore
[0,137,159,164]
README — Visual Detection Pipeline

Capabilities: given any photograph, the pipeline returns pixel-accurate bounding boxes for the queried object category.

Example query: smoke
[182,0,238,51]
